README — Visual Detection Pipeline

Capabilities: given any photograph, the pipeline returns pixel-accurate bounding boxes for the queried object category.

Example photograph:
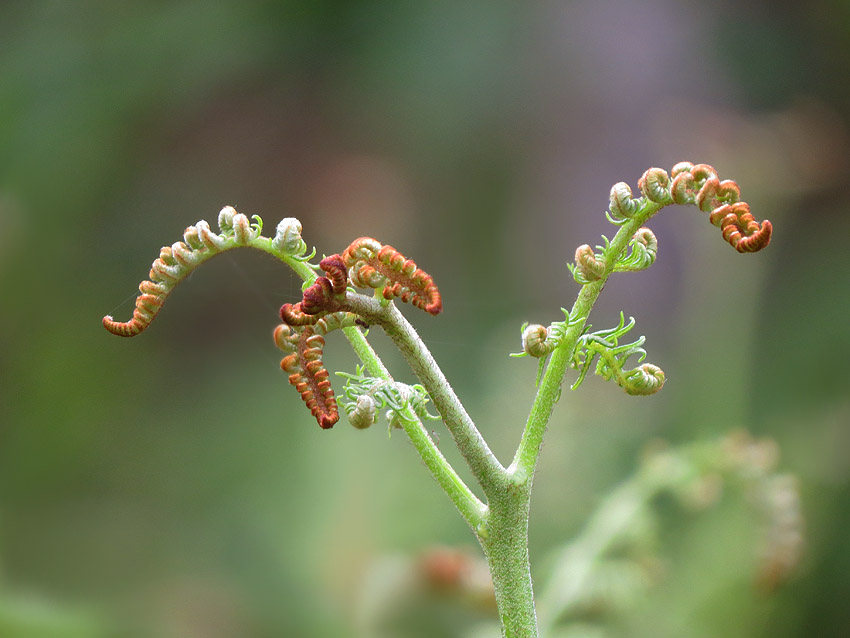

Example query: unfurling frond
[571,312,665,396]
[336,365,439,431]
[103,207,282,337]
[273,312,358,428]
[342,237,442,315]
[614,228,657,273]
[572,244,607,282]
[279,254,349,326]
[643,163,772,253]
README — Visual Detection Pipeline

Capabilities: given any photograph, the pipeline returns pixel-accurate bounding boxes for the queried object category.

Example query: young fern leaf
[570,244,607,283]
[336,365,439,431]
[641,163,772,253]
[103,208,310,337]
[571,313,665,396]
[614,228,658,273]
[279,254,349,326]
[513,308,582,359]
[273,312,358,429]
[512,309,583,386]
[341,237,443,315]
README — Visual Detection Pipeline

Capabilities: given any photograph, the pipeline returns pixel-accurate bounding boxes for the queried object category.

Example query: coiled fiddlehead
[572,244,607,283]
[643,163,772,253]
[614,228,658,273]
[336,364,439,431]
[512,309,584,386]
[103,207,315,337]
[279,254,349,326]
[341,237,443,315]
[102,207,265,336]
[571,313,665,396]
[273,312,358,428]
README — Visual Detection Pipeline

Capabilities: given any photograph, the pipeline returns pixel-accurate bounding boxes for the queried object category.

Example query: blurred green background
[1,1,849,636]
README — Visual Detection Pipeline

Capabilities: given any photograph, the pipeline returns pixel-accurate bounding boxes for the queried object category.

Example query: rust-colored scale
[342,237,442,315]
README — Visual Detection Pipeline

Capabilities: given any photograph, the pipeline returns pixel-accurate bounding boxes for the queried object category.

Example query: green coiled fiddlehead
[570,313,665,396]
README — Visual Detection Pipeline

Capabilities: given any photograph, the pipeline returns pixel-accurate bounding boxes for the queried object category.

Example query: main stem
[480,485,538,637]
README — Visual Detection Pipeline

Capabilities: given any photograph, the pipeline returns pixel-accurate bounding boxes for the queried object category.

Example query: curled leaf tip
[274,313,357,429]
[522,324,555,358]
[103,206,270,338]
[272,217,307,257]
[623,363,666,396]
[279,255,349,326]
[573,244,607,282]
[342,237,442,315]
[318,254,349,295]
[279,331,339,429]
[645,162,772,253]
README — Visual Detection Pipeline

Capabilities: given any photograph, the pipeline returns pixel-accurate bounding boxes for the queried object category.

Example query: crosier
[103,163,774,637]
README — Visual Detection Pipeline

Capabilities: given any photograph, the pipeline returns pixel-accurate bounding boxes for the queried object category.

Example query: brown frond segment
[103,210,257,337]
[319,254,348,294]
[279,328,338,429]
[342,237,442,315]
[665,162,772,253]
[273,313,357,429]
[278,256,349,326]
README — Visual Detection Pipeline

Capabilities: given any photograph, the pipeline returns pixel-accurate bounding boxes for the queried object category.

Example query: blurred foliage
[1,1,849,636]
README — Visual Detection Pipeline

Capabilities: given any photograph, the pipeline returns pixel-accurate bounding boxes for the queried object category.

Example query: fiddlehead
[571,244,607,283]
[570,313,665,396]
[336,365,439,431]
[512,309,583,386]
[514,309,583,359]
[279,254,349,326]
[613,228,657,273]
[644,163,772,253]
[341,237,443,315]
[273,312,358,429]
[103,207,312,337]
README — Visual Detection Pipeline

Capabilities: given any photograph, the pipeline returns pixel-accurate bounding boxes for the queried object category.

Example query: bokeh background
[1,1,849,636]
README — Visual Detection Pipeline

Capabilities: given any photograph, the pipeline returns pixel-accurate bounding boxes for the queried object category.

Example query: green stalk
[256,237,487,529]
[345,294,508,494]
[510,204,661,485]
[342,323,487,529]
[480,485,538,637]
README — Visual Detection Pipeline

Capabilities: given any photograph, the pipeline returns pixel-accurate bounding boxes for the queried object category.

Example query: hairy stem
[345,293,508,495]
[342,324,487,529]
[481,485,538,638]
[510,203,662,485]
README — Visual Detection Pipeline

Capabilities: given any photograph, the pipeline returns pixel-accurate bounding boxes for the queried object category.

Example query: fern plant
[103,162,782,637]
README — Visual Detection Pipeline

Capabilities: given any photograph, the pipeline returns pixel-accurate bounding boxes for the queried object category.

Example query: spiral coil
[342,237,442,315]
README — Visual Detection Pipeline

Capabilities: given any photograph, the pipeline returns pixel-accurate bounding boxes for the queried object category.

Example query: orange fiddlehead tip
[273,313,357,429]
[103,207,264,337]
[642,163,772,253]
[279,255,350,327]
[341,237,442,315]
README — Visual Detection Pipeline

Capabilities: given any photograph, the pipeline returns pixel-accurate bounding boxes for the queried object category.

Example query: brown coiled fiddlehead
[639,162,772,253]
[341,237,443,315]
[273,312,358,429]
[278,254,349,326]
